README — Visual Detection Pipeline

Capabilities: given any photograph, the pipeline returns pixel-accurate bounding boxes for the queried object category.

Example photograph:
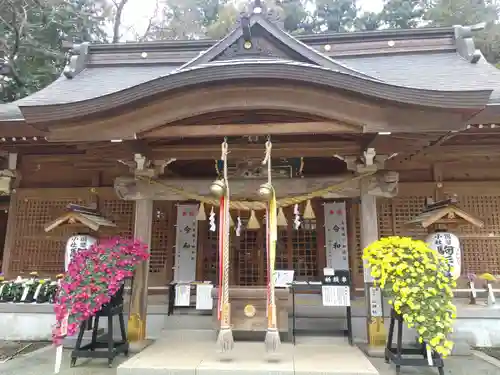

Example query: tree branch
[112,0,129,43]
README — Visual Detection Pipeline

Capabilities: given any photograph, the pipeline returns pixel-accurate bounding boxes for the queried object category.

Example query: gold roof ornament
[44,203,116,232]
[406,197,484,229]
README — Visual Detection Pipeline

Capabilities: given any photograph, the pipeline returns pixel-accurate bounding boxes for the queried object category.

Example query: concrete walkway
[3,344,500,375]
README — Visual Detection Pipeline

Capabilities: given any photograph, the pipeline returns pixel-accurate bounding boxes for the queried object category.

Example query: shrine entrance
[199,204,321,287]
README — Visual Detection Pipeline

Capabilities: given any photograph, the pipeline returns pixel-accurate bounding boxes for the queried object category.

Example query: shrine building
[0,4,500,366]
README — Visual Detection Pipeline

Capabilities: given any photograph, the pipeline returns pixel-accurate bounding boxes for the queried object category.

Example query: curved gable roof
[16,60,492,124]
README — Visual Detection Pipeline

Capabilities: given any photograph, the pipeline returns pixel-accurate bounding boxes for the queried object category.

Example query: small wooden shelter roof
[44,203,116,232]
[406,198,484,229]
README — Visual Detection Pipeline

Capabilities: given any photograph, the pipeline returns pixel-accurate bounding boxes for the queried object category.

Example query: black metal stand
[70,286,129,368]
[290,282,353,346]
[385,309,444,375]
[168,282,176,315]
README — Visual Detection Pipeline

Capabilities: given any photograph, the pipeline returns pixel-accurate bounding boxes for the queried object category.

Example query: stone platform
[117,330,379,375]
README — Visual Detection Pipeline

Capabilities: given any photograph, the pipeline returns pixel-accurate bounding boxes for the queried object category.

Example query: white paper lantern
[65,235,97,271]
[426,232,461,280]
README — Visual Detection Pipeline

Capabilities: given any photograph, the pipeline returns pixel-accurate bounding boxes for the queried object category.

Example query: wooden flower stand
[70,287,129,368]
[385,309,444,375]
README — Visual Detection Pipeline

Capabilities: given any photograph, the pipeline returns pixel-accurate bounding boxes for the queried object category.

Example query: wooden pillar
[128,199,153,342]
[360,178,386,346]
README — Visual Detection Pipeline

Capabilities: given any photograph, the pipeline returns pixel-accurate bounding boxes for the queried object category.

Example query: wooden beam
[114,171,399,201]
[143,121,360,138]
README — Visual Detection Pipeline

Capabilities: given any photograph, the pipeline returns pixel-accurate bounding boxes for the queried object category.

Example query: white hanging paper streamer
[426,344,433,366]
[488,283,496,305]
[293,204,301,229]
[209,206,216,232]
[235,216,242,237]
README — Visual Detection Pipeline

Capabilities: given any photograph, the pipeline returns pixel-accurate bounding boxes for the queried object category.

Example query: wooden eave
[406,205,484,229]
[44,211,116,232]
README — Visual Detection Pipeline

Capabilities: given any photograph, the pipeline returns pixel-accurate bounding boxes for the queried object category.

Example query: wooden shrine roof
[0,14,499,133]
[406,198,484,228]
[44,203,116,232]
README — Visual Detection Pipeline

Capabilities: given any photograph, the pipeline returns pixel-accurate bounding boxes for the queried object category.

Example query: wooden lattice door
[233,212,266,286]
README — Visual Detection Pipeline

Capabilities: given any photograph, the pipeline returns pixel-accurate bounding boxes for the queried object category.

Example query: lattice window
[236,221,261,286]
[275,227,289,270]
[100,199,134,239]
[378,199,393,237]
[292,219,317,280]
[150,201,171,278]
[458,196,500,237]
[391,196,429,239]
[10,195,88,275]
[456,196,500,274]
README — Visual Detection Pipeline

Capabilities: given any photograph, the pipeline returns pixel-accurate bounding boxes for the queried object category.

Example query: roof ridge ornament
[454,23,485,64]
[63,42,89,79]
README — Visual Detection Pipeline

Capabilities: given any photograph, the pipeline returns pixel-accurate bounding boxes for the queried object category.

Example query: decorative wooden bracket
[118,154,176,179]
[344,148,388,174]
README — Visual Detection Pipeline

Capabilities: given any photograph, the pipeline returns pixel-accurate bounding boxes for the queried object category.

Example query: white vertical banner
[323,202,349,269]
[174,204,198,282]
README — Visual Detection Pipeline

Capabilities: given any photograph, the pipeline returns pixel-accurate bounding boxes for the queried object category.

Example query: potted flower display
[363,236,456,358]
[52,238,149,345]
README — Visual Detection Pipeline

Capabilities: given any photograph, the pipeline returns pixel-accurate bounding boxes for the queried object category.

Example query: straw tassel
[303,200,315,219]
[196,203,206,221]
[277,207,287,227]
[247,210,260,229]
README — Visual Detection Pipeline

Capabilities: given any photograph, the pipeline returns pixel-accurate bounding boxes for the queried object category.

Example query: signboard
[65,235,97,272]
[174,204,199,282]
[426,232,461,279]
[322,269,351,307]
[323,202,349,269]
[369,286,383,317]
[273,270,295,287]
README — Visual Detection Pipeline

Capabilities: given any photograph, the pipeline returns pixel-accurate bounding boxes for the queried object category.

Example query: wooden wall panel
[3,188,134,277]
[350,184,500,287]
[150,201,173,286]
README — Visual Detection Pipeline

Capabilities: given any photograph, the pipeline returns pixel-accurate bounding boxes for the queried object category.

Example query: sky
[120,0,384,40]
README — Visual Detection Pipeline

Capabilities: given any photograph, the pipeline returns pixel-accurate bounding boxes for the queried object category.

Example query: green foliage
[0,0,108,102]
[380,0,431,29]
[313,0,358,32]
[425,0,500,64]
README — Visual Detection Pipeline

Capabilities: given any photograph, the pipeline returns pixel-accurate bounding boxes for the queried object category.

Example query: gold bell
[258,182,273,201]
[209,179,226,198]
